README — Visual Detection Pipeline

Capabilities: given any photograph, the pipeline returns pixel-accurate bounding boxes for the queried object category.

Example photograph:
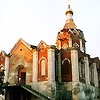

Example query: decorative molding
[62,58,70,65]
[62,43,68,49]
[73,42,79,48]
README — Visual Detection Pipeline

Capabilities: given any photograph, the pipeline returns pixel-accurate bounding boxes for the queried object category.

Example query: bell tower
[55,2,88,100]
[56,3,86,52]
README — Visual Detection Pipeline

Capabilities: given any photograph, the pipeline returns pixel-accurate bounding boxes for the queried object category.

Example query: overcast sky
[0,0,100,58]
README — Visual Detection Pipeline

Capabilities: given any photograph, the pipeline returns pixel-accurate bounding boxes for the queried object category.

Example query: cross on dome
[65,0,73,19]
[63,0,76,29]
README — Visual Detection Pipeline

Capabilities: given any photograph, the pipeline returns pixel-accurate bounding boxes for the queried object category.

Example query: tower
[56,4,86,52]
[55,3,99,100]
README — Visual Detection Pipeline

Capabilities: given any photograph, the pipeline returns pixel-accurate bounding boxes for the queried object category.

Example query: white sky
[0,0,100,58]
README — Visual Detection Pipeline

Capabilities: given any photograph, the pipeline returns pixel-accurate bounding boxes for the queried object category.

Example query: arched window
[97,67,100,87]
[89,64,94,85]
[38,57,48,81]
[73,42,79,48]
[41,59,46,75]
[61,58,71,82]
[81,63,85,79]
[63,60,70,74]
[79,58,85,83]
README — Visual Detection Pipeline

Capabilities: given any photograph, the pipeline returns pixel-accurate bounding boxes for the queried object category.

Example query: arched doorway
[15,65,26,84]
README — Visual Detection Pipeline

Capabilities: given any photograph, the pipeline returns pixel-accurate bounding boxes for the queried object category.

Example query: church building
[1,3,100,100]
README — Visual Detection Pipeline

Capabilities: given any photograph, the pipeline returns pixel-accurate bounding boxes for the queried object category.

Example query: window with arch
[61,58,71,82]
[89,63,94,85]
[41,59,46,75]
[73,42,79,48]
[79,58,85,83]
[38,57,48,81]
[97,67,100,87]
[81,63,85,79]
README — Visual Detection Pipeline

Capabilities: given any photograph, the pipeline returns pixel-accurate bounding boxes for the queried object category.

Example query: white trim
[39,57,47,76]
[62,58,70,65]
[39,56,47,64]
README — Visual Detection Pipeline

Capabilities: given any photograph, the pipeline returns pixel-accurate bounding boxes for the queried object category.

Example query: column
[58,51,61,83]
[80,39,83,51]
[69,37,72,47]
[93,63,98,87]
[4,56,9,83]
[71,50,79,82]
[80,39,83,52]
[84,57,90,84]
[32,49,38,84]
[48,49,55,82]
[71,50,80,100]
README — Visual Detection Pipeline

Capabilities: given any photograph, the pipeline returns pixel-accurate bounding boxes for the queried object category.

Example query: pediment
[10,38,32,55]
[37,40,49,50]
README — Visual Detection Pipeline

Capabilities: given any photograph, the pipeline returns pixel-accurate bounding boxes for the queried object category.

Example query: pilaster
[4,56,9,83]
[93,63,98,87]
[48,49,55,83]
[32,49,38,85]
[69,37,72,47]
[58,51,61,83]
[80,39,83,52]
[71,49,80,100]
[48,49,56,99]
[84,57,90,84]
[71,49,79,82]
